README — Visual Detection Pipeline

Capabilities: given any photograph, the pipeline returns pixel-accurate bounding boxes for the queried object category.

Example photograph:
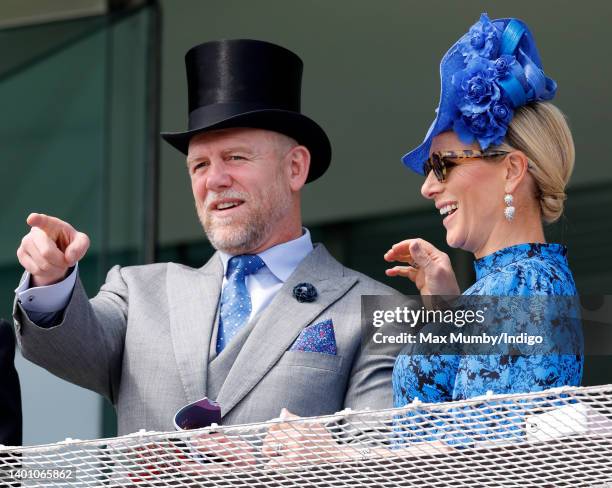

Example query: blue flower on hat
[491,102,513,125]
[454,111,506,148]
[493,54,517,78]
[458,13,499,61]
[453,58,500,115]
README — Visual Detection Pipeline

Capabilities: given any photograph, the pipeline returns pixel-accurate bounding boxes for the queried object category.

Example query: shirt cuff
[15,264,78,313]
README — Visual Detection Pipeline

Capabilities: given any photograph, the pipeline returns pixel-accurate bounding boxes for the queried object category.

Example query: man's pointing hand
[17,213,90,287]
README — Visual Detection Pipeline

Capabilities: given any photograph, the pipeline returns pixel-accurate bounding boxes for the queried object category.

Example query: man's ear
[287,145,311,191]
[504,150,530,194]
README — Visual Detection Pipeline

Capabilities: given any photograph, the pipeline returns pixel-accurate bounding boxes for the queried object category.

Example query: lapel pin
[293,283,318,303]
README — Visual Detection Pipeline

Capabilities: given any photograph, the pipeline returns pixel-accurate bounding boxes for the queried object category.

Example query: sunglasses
[424,150,509,182]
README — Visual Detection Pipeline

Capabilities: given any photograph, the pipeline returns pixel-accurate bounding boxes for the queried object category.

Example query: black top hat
[161,39,331,183]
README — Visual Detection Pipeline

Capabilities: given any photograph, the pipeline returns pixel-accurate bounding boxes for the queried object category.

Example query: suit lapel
[167,254,223,403]
[215,245,358,418]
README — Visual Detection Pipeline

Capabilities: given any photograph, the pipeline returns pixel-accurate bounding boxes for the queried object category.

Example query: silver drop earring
[504,193,515,221]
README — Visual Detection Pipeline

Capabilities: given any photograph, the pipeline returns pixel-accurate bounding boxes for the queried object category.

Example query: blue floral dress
[392,243,583,407]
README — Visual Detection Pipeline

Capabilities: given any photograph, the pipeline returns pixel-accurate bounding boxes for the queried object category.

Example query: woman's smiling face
[421,131,508,255]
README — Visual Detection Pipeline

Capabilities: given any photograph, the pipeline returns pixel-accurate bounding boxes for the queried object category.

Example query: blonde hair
[496,102,575,224]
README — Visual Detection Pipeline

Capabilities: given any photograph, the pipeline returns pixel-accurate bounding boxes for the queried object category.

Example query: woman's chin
[445,230,465,250]
[445,234,458,248]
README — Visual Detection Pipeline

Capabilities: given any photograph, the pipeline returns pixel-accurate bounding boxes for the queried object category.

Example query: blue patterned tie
[216,254,265,353]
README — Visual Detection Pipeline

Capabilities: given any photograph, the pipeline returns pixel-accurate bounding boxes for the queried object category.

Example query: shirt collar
[218,228,313,281]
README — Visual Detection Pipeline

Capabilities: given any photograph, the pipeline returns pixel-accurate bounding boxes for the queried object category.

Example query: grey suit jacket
[13,244,397,435]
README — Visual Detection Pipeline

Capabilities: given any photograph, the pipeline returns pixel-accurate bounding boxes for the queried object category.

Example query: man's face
[187,128,297,255]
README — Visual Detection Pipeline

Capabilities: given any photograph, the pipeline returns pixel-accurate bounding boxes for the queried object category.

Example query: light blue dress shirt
[218,229,313,322]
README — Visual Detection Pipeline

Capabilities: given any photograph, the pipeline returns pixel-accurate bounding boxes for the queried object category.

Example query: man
[13,40,395,435]
[0,319,22,446]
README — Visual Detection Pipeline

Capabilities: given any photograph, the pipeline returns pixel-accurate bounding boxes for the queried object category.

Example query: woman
[386,14,583,410]
[262,14,583,464]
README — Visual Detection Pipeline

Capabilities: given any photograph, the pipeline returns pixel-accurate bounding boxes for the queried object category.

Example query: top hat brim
[161,109,331,184]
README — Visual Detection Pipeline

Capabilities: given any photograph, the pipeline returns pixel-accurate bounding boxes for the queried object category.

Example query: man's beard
[196,178,292,255]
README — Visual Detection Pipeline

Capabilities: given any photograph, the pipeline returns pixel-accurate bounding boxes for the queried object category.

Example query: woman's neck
[474,214,545,259]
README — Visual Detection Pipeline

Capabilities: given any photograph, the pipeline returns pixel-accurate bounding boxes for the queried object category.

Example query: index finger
[27,213,75,238]
[390,239,417,253]
[388,238,440,259]
[385,242,416,264]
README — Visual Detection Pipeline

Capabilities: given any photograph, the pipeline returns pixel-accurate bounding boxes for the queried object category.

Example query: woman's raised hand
[384,238,460,296]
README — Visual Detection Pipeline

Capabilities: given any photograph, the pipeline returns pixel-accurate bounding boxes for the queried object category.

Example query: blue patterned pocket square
[289,319,337,355]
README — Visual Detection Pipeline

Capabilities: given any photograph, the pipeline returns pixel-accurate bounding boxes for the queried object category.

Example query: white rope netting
[2,384,612,487]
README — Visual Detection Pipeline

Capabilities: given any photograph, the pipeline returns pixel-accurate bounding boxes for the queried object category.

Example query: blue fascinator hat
[402,13,557,175]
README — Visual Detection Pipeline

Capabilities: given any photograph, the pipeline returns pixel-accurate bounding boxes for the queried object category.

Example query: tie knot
[227,254,265,278]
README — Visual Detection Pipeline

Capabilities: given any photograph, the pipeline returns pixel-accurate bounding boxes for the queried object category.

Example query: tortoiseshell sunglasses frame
[424,149,509,182]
